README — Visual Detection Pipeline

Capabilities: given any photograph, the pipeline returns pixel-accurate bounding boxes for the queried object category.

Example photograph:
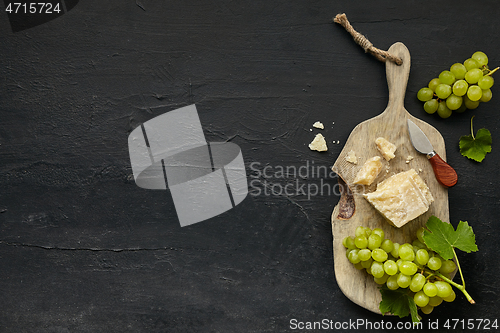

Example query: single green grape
[423,99,438,114]
[437,101,452,118]
[372,248,388,262]
[428,296,443,307]
[472,51,488,67]
[446,94,463,110]
[450,63,467,80]
[368,234,382,250]
[416,249,429,266]
[417,87,434,102]
[399,243,415,261]
[464,58,480,71]
[434,281,453,298]
[423,282,438,297]
[386,274,399,290]
[480,88,492,102]
[374,273,389,285]
[452,79,468,96]
[396,273,412,289]
[372,228,384,240]
[410,273,426,292]
[380,239,394,253]
[358,248,372,261]
[400,260,418,276]
[390,243,400,259]
[383,259,398,275]
[467,85,483,102]
[465,68,483,84]
[439,260,457,274]
[412,239,426,250]
[343,236,357,249]
[428,78,441,91]
[439,70,456,85]
[455,103,467,113]
[347,249,361,264]
[464,94,480,109]
[354,262,364,270]
[414,290,430,307]
[420,304,434,314]
[478,75,494,90]
[442,289,456,302]
[354,235,368,249]
[435,84,452,99]
[361,258,373,269]
[355,226,366,237]
[416,227,425,243]
[427,256,442,271]
[371,261,385,278]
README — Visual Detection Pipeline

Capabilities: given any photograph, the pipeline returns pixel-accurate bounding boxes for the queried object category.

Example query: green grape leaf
[422,216,478,260]
[379,286,420,324]
[459,127,492,162]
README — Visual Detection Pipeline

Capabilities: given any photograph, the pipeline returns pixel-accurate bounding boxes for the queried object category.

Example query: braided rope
[333,13,402,65]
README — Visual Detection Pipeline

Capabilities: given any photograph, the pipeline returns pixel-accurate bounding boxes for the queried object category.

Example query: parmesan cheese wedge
[363,169,434,228]
[353,156,383,185]
[375,137,397,161]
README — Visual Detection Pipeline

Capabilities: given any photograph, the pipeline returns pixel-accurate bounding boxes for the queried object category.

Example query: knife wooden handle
[428,153,458,188]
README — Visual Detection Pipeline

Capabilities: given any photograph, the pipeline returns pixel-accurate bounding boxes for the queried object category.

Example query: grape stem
[470,115,476,140]
[452,247,466,288]
[485,66,499,76]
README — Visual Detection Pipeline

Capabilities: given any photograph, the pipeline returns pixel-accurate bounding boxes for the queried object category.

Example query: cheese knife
[407,119,458,187]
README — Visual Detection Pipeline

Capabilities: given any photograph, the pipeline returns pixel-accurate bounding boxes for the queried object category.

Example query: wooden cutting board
[331,42,451,314]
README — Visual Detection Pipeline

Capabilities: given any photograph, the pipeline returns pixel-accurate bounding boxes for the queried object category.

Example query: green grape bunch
[417,51,498,118]
[342,217,478,323]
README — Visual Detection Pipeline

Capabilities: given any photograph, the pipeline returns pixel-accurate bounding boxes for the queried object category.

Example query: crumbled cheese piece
[353,156,383,185]
[375,137,397,161]
[313,121,324,129]
[419,168,423,173]
[406,155,414,164]
[308,133,328,152]
[345,150,357,164]
[363,169,434,228]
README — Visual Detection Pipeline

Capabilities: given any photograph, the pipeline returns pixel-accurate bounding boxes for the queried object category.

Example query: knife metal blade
[407,119,458,187]
[407,119,435,156]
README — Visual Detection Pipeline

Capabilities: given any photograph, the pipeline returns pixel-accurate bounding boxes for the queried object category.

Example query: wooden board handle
[429,153,458,187]
[385,42,411,114]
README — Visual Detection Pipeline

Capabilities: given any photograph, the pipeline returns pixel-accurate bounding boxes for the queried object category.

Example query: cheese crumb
[313,121,324,129]
[375,137,397,161]
[353,156,383,185]
[308,133,328,152]
[406,155,414,164]
[345,150,357,164]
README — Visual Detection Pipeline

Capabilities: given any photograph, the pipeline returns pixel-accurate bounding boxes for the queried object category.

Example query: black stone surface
[1,1,499,332]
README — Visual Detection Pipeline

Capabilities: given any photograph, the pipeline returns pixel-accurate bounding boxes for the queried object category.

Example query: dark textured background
[1,1,499,332]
